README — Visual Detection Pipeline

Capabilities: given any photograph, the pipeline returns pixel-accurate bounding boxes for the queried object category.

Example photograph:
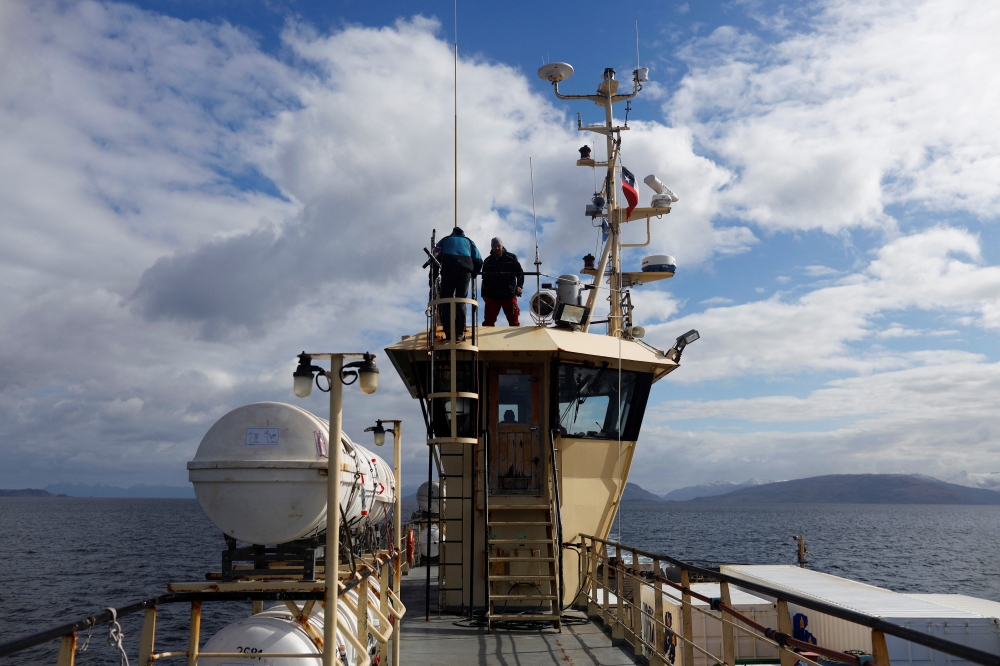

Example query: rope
[105,608,130,666]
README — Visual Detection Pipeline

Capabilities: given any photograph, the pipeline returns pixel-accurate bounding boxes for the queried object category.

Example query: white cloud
[646,226,1000,382]
[628,289,681,324]
[669,0,1000,232]
[0,2,741,487]
[804,265,839,276]
[632,357,1000,491]
[3,0,1000,493]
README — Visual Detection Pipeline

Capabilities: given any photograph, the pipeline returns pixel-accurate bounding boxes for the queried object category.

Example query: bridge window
[555,363,652,440]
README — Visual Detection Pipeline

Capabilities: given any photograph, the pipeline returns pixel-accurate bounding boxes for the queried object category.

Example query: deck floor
[398,565,636,666]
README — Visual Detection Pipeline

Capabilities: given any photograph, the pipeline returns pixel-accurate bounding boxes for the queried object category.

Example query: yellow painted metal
[387,327,677,374]
[614,557,625,640]
[283,600,324,651]
[558,437,636,606]
[777,599,795,666]
[721,581,736,666]
[588,539,599,618]
[631,549,641,652]
[138,608,157,666]
[601,542,610,625]
[251,601,264,615]
[187,601,201,666]
[653,558,665,666]
[872,630,892,666]
[391,421,402,666]
[55,632,76,666]
[681,569,694,666]
[325,356,344,666]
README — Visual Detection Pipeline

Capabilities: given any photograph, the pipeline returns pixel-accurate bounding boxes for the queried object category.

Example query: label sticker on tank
[314,430,328,456]
[244,428,279,446]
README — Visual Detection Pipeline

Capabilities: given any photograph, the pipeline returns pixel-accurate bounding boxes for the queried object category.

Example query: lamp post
[365,418,403,666]
[293,351,379,666]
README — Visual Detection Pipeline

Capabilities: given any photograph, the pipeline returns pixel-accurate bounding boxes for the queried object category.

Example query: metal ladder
[425,279,479,614]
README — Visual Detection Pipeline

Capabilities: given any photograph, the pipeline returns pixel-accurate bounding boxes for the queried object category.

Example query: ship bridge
[386,322,678,627]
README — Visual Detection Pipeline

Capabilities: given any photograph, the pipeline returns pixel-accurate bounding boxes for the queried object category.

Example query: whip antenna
[530,157,542,302]
[530,157,540,268]
[636,19,640,72]
[453,0,459,228]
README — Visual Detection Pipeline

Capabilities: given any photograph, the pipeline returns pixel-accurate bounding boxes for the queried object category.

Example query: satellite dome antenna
[537,62,574,83]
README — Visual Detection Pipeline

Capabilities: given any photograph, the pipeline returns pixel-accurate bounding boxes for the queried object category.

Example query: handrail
[0,551,403,661]
[0,592,322,658]
[581,533,1000,666]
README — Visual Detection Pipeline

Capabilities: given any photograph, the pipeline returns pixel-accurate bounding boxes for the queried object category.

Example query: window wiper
[576,364,608,406]
[566,364,609,424]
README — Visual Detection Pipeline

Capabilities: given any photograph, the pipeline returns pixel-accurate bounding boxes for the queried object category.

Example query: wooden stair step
[488,574,555,581]
[489,614,560,622]
[487,521,551,526]
[489,594,558,600]
[488,504,550,510]
[488,556,554,562]
[488,539,554,545]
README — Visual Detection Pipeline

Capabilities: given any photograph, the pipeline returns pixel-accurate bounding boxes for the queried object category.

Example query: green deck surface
[398,565,636,666]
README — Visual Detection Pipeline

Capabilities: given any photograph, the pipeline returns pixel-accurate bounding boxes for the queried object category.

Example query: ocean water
[612,502,1000,600]
[2,499,999,664]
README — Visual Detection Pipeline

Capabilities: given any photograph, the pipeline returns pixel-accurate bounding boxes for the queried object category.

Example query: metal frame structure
[0,552,407,666]
[576,533,1000,666]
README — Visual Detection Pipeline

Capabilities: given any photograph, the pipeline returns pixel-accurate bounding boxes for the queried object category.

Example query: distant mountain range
[44,483,195,498]
[662,479,778,501]
[624,474,1000,504]
[0,488,68,497]
[622,482,669,502]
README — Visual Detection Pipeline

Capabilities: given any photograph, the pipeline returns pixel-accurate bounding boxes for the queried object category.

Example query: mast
[544,65,640,337]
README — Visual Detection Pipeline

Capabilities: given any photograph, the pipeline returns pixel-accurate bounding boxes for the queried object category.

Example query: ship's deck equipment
[8,535,1000,666]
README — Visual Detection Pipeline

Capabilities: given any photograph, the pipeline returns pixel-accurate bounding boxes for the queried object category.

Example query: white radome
[537,62,574,82]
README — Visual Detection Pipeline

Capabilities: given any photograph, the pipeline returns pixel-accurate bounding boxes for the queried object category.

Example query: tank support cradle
[219,537,324,582]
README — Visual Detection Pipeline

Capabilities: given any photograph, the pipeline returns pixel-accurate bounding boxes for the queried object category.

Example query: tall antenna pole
[636,19,640,71]
[530,157,541,304]
[453,0,459,228]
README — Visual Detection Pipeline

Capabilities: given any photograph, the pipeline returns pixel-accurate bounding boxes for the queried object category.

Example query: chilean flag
[621,167,639,220]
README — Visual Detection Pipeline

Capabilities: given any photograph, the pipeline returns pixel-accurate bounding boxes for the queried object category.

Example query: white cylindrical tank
[187,402,395,545]
[556,274,583,306]
[417,523,441,559]
[198,600,361,666]
[416,481,442,513]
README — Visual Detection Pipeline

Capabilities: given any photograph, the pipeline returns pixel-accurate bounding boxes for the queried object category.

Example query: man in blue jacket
[435,227,483,341]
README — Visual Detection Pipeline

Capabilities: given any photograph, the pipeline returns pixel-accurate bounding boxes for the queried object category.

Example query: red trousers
[483,297,520,326]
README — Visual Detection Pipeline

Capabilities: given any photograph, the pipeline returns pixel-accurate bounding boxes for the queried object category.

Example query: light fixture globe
[372,420,386,446]
[358,354,379,395]
[293,352,315,398]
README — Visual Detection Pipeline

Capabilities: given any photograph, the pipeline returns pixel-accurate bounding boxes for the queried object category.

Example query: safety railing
[427,295,479,446]
[576,534,1000,666]
[0,551,406,666]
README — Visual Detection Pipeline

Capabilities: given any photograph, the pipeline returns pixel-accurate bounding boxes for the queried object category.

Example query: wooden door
[488,365,542,494]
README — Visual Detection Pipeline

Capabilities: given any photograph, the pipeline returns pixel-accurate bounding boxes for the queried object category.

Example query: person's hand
[516,287,523,296]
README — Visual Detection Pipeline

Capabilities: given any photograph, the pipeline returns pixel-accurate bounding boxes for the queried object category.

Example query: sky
[1,0,999,494]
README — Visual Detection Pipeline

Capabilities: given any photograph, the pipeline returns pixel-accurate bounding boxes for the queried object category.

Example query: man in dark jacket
[435,226,482,341]
[481,237,524,327]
